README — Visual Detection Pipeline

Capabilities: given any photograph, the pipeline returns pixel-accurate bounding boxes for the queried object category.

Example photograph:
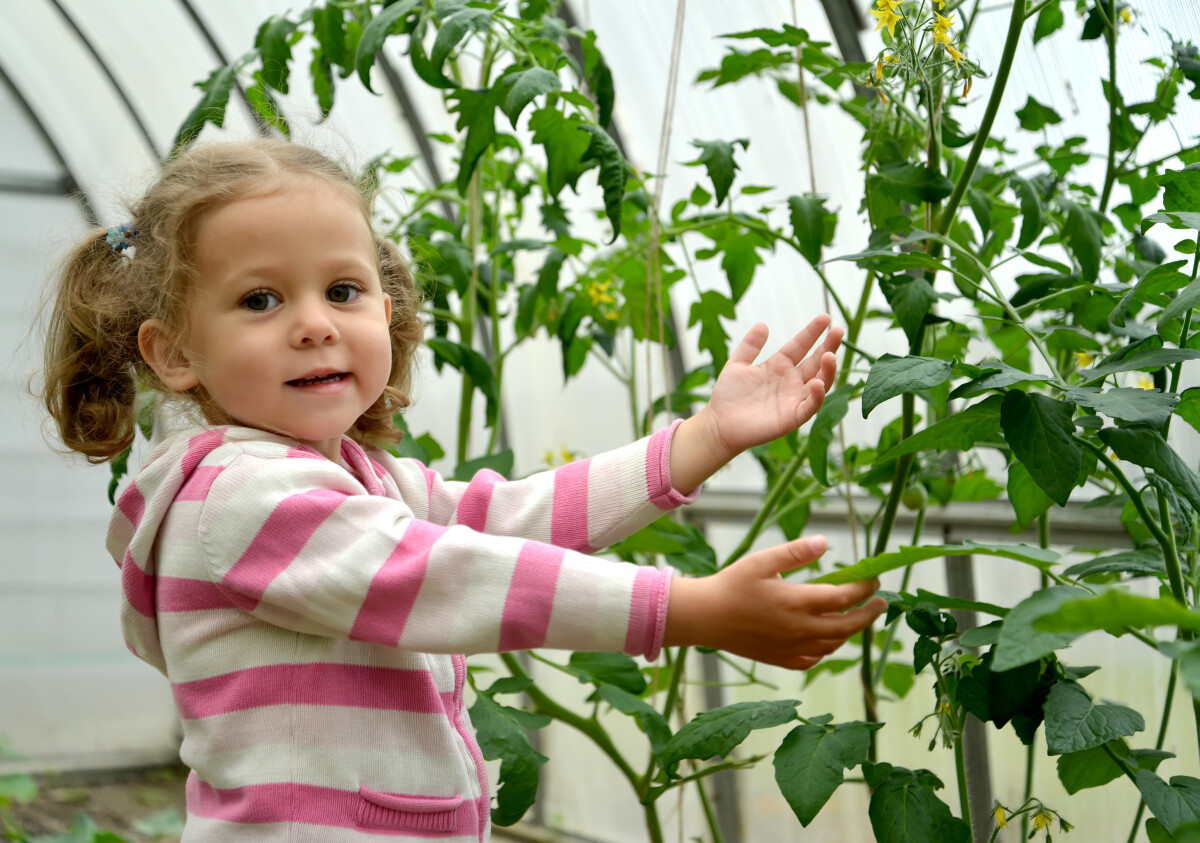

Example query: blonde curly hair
[42,139,424,463]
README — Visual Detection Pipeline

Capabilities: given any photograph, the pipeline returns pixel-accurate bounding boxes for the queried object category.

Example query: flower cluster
[866,0,974,104]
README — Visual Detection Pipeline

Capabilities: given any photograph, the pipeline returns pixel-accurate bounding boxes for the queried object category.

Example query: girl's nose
[291,299,339,346]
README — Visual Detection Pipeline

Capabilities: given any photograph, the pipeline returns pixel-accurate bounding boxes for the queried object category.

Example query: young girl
[42,139,884,841]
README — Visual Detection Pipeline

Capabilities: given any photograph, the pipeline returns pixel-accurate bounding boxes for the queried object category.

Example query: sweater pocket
[355,787,465,833]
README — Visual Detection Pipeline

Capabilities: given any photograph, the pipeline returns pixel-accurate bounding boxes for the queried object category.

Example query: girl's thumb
[754,535,827,576]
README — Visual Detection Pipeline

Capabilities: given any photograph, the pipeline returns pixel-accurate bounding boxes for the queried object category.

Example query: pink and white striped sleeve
[380,420,699,553]
[196,452,675,660]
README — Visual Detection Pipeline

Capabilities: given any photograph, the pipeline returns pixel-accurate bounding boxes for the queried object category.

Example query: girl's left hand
[700,314,842,459]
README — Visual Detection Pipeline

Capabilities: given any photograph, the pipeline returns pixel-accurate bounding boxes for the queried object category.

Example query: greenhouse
[2,0,1200,840]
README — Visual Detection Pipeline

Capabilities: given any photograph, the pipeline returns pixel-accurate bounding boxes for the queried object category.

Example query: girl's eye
[241,291,280,312]
[327,283,361,304]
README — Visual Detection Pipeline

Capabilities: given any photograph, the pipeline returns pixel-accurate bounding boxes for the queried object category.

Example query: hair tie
[106,224,136,253]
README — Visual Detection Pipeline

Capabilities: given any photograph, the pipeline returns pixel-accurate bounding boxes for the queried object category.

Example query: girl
[41,139,884,841]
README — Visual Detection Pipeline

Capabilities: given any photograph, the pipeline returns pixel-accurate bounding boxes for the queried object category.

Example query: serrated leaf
[1064,387,1178,425]
[256,15,297,94]
[1160,276,1200,328]
[1033,1,1065,44]
[774,720,881,825]
[529,107,591,197]
[564,652,646,695]
[950,360,1051,398]
[861,355,953,418]
[1085,347,1200,378]
[660,699,800,777]
[809,384,852,486]
[687,138,748,206]
[469,691,549,827]
[431,8,494,71]
[312,5,347,68]
[788,194,837,266]
[992,586,1087,671]
[882,277,937,345]
[689,290,736,373]
[310,48,335,119]
[580,125,626,241]
[1001,391,1080,507]
[1057,740,1171,794]
[1177,388,1200,435]
[1013,175,1045,249]
[867,766,972,843]
[355,0,421,92]
[1064,549,1165,579]
[1161,168,1200,213]
[878,394,1003,461]
[1100,425,1200,514]
[1139,771,1200,836]
[448,86,503,195]
[173,64,237,152]
[1007,461,1054,531]
[1143,211,1200,232]
[1043,680,1144,755]
[872,163,955,205]
[1016,96,1063,131]
[1061,199,1104,283]
[596,683,670,758]
[812,541,1058,586]
[580,30,615,128]
[502,67,561,126]
[1035,589,1200,636]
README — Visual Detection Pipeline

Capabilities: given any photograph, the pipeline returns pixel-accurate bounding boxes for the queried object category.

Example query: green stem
[1099,0,1119,213]
[695,774,726,843]
[457,169,481,464]
[722,445,809,567]
[1126,663,1179,843]
[1075,437,1173,553]
[935,0,1025,236]
[871,505,926,688]
[954,727,972,830]
[638,647,690,795]
[1102,742,1140,786]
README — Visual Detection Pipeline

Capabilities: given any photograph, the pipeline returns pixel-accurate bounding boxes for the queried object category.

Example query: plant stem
[638,646,690,797]
[1126,662,1179,843]
[935,0,1025,236]
[871,505,926,688]
[722,445,809,567]
[954,728,972,831]
[1099,0,1120,212]
[696,774,726,843]
[458,168,481,464]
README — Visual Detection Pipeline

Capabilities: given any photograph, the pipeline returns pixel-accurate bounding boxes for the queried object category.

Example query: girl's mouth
[287,373,349,387]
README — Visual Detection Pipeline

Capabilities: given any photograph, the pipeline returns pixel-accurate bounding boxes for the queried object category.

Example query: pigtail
[42,229,145,463]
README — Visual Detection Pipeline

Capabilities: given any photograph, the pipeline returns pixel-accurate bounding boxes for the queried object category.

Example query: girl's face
[173,174,393,460]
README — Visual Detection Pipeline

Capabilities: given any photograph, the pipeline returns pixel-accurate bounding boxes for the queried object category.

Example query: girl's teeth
[292,373,344,386]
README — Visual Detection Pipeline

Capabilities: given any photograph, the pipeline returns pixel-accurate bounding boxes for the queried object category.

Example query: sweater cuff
[646,419,700,510]
[623,566,674,662]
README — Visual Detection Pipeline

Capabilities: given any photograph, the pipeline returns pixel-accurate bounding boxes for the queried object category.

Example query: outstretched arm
[669,314,843,493]
[665,535,885,670]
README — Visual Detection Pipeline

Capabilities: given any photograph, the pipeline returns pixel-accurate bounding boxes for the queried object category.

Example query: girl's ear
[383,294,392,324]
[138,319,200,391]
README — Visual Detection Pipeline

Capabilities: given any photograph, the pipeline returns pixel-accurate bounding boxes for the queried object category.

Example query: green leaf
[355,0,421,92]
[1057,740,1171,794]
[809,384,853,486]
[529,107,591,197]
[861,354,953,418]
[1100,425,1200,514]
[992,586,1088,671]
[1061,199,1104,283]
[950,360,1051,398]
[1016,95,1063,131]
[1035,589,1200,636]
[502,67,561,126]
[1180,643,1200,701]
[1159,276,1200,328]
[812,541,1058,586]
[470,691,549,826]
[867,766,972,843]
[608,515,717,575]
[132,808,185,837]
[173,64,237,152]
[882,277,937,346]
[1013,175,1045,249]
[1000,391,1080,507]
[563,652,646,695]
[1177,388,1200,435]
[452,450,513,482]
[1161,168,1200,213]
[0,773,36,805]
[1043,680,1144,755]
[773,720,881,826]
[595,683,670,758]
[1033,1,1065,44]
[1064,549,1166,579]
[312,5,347,68]
[245,75,290,136]
[428,336,500,428]
[1007,461,1054,531]
[310,48,335,119]
[788,194,837,266]
[1143,211,1200,232]
[660,699,800,777]
[697,220,772,302]
[255,15,297,94]
[580,30,615,128]
[1085,347,1200,378]
[431,8,494,71]
[448,86,503,195]
[1111,259,1191,328]
[877,394,1002,461]
[1064,387,1178,426]
[687,138,749,206]
[689,290,736,373]
[1138,770,1200,835]
[872,163,955,205]
[580,125,626,241]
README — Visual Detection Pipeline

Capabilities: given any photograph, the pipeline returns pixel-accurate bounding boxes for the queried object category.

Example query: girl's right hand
[663,536,886,670]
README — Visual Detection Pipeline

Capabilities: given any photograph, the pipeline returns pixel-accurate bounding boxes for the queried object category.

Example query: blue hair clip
[106,224,136,253]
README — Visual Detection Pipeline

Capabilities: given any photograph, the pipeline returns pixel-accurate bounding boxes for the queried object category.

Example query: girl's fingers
[798,327,843,380]
[776,314,832,367]
[803,598,888,639]
[728,323,770,367]
[799,580,883,613]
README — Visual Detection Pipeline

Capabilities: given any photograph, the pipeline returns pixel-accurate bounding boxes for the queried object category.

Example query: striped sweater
[107,422,694,841]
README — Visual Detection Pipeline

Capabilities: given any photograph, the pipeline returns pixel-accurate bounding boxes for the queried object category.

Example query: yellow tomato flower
[1133,372,1155,390]
[945,42,965,66]
[934,0,945,8]
[586,278,615,307]
[543,449,557,466]
[1032,811,1053,831]
[1119,6,1133,24]
[993,806,1008,829]
[871,6,904,38]
[932,13,955,47]
[877,59,884,79]
[1073,350,1098,369]
[876,0,903,10]
[559,445,575,464]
